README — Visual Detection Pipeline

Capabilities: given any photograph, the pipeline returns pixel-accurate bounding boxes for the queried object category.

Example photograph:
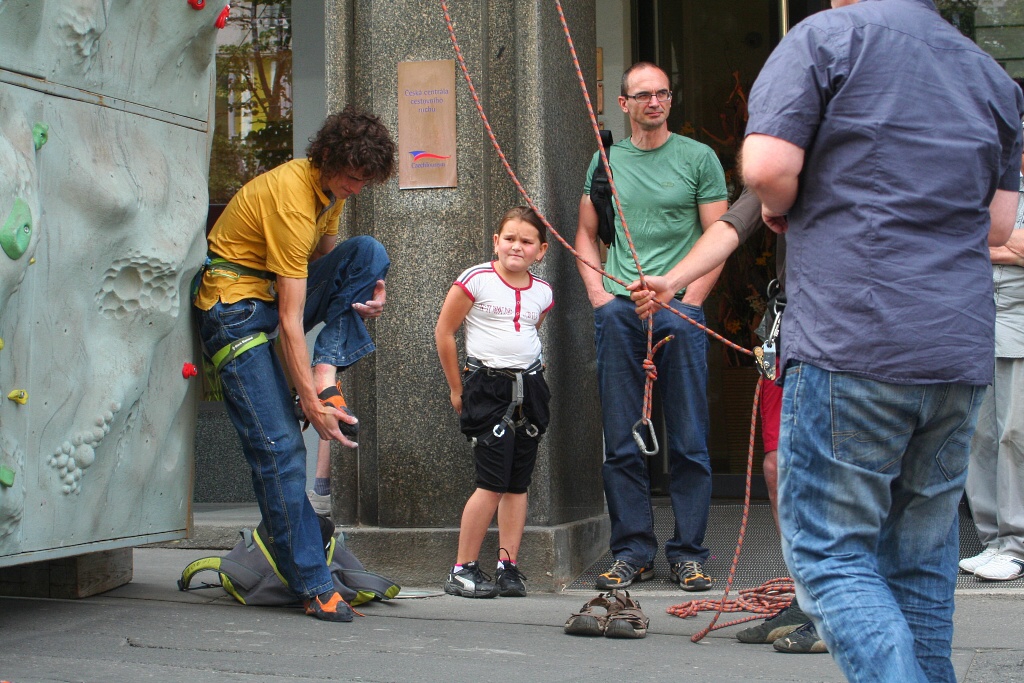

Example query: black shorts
[459,363,550,494]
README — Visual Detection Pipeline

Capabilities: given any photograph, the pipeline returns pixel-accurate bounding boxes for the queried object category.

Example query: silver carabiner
[632,419,659,456]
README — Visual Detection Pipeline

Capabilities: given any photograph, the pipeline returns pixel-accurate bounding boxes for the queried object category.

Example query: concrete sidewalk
[0,544,1021,683]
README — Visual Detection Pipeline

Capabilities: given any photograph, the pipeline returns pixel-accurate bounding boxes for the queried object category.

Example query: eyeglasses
[624,89,672,103]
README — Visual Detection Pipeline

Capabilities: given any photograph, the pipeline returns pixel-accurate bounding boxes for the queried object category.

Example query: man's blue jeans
[195,236,390,599]
[594,295,711,566]
[779,361,985,683]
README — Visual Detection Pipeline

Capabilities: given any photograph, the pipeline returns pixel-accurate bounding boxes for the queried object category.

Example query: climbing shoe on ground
[670,560,712,592]
[304,591,354,622]
[959,546,999,574]
[773,621,828,654]
[736,602,810,643]
[496,562,528,597]
[595,559,654,590]
[293,386,359,439]
[974,554,1024,581]
[445,561,499,598]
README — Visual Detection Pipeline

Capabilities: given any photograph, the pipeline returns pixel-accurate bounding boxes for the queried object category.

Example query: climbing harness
[440,0,785,644]
[465,357,542,442]
[192,253,276,373]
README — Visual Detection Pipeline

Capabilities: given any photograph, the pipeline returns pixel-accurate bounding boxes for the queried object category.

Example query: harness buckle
[632,419,659,456]
[492,423,506,438]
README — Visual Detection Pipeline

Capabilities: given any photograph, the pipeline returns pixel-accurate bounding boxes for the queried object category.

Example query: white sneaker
[958,546,999,574]
[974,554,1024,581]
[307,490,332,516]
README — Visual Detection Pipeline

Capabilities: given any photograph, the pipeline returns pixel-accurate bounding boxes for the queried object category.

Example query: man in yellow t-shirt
[194,106,394,622]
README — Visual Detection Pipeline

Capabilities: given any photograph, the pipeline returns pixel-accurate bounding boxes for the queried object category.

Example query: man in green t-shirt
[575,62,727,593]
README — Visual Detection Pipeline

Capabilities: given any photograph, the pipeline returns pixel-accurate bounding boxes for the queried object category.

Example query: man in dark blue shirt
[742,1,1023,681]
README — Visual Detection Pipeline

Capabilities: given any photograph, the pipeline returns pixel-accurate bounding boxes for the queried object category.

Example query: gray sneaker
[736,603,810,643]
[307,490,332,516]
[773,620,828,654]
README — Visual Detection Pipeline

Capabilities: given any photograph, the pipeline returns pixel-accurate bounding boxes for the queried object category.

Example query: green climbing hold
[32,122,48,150]
[0,465,14,488]
[1,198,32,260]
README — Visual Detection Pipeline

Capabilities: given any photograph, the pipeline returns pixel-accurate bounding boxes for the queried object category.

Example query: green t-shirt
[583,134,727,298]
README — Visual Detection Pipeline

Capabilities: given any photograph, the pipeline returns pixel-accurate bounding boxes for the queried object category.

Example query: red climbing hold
[215,4,230,28]
[187,0,205,9]
[182,362,198,379]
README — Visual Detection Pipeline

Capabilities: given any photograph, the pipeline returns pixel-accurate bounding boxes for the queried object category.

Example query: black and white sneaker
[496,562,528,597]
[444,561,499,598]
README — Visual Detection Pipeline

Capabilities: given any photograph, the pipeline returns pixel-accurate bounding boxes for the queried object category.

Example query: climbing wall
[0,0,220,566]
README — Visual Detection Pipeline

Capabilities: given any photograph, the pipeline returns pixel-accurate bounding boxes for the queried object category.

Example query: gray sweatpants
[965,356,1024,560]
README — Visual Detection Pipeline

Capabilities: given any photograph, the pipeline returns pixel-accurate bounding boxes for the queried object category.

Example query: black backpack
[589,129,616,246]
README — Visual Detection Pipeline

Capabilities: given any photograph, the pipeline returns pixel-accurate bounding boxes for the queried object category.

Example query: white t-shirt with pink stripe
[454,261,554,369]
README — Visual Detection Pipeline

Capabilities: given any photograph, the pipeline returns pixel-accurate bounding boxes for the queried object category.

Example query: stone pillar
[322,0,607,589]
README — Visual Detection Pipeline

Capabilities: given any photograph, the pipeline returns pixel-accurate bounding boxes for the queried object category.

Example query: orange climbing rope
[667,377,795,642]
[439,0,786,643]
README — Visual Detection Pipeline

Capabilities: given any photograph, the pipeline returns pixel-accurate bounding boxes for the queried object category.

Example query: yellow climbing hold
[29,257,35,265]
[0,338,4,350]
[7,389,27,404]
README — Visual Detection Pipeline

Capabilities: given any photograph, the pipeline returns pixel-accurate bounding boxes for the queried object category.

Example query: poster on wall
[398,60,457,189]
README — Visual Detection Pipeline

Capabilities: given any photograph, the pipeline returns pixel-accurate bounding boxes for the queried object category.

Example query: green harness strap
[211,332,271,374]
[194,254,276,373]
[205,256,276,282]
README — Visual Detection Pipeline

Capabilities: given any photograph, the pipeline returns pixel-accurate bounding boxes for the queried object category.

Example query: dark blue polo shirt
[746,0,1024,385]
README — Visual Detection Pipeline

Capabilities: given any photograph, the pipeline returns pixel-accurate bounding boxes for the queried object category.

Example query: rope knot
[642,358,657,381]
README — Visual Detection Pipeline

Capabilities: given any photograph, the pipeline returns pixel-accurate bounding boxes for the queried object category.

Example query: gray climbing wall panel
[0,0,218,567]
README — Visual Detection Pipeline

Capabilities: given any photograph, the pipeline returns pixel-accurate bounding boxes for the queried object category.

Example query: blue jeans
[594,295,711,566]
[195,236,390,599]
[778,361,984,683]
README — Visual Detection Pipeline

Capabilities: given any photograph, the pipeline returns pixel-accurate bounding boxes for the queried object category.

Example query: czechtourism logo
[409,150,450,169]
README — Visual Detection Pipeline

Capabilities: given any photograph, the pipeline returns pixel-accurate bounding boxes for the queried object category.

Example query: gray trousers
[965,356,1024,559]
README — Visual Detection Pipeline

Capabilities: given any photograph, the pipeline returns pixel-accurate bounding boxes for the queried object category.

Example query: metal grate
[568,501,1023,591]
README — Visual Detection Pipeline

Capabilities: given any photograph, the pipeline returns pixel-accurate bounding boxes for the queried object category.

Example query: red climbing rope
[665,377,794,642]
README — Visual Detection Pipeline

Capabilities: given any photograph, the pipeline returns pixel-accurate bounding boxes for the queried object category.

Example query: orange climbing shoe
[293,384,359,439]
[304,591,354,622]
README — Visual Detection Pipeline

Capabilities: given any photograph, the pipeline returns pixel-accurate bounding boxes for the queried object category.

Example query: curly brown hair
[306,105,396,183]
